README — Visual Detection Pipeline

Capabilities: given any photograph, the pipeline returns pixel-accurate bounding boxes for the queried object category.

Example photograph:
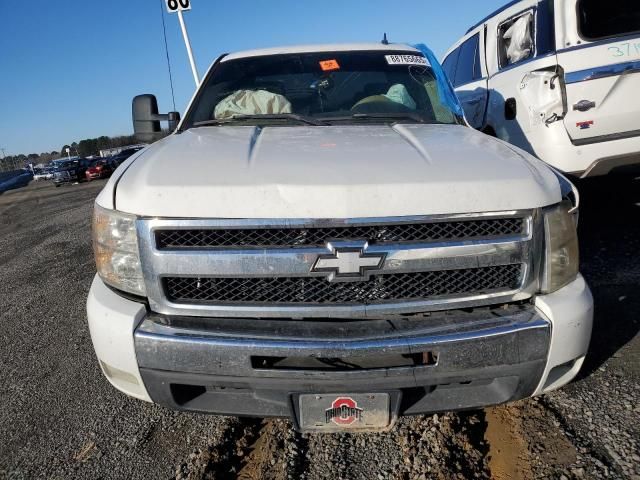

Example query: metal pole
[177,10,200,87]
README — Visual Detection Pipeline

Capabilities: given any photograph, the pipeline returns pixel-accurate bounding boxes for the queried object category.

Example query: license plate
[299,393,390,432]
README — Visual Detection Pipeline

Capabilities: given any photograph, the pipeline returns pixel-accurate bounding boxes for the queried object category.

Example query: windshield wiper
[323,112,429,124]
[192,113,327,127]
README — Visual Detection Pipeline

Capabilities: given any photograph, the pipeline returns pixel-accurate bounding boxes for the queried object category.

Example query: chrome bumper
[134,306,550,421]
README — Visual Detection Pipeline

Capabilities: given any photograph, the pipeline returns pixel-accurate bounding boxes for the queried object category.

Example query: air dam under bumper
[134,307,550,428]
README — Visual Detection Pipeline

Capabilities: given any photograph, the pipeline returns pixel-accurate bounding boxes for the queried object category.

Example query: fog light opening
[100,361,140,386]
[543,358,581,391]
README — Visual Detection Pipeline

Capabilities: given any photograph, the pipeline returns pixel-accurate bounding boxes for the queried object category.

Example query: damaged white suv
[444,0,640,177]
[87,43,593,432]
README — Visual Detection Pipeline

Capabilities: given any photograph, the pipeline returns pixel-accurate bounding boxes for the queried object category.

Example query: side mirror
[132,94,181,142]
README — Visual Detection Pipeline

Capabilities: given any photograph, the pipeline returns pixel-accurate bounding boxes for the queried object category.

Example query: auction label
[385,55,427,66]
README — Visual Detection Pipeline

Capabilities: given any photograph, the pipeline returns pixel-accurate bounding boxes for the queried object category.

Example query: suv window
[442,49,460,83]
[454,34,481,86]
[578,0,640,40]
[498,11,534,68]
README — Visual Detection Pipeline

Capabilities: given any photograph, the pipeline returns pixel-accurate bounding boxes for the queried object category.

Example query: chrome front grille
[155,217,525,249]
[137,212,541,319]
[164,265,523,305]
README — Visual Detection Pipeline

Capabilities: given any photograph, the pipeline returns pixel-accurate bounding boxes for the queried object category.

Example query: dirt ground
[0,176,638,479]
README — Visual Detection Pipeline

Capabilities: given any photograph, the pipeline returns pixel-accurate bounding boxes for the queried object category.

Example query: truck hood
[112,124,560,218]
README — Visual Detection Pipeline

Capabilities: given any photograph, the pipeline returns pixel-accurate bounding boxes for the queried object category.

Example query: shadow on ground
[574,175,640,377]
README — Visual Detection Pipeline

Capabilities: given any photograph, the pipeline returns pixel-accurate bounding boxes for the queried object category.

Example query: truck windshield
[183,50,463,129]
[578,0,640,40]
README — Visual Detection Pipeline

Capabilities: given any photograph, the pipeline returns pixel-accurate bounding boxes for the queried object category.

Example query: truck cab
[444,0,640,177]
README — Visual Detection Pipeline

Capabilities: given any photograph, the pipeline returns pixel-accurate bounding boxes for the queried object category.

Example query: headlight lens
[92,204,146,296]
[542,200,579,294]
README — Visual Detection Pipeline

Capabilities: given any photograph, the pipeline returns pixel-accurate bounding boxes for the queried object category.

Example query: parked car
[0,170,32,194]
[443,0,640,177]
[33,167,55,181]
[53,158,91,187]
[87,42,593,433]
[85,159,115,181]
[109,148,144,168]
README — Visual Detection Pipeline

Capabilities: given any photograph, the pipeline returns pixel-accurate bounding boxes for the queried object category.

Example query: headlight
[541,200,579,294]
[92,204,146,296]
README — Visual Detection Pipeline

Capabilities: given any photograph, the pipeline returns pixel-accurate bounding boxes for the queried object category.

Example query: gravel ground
[0,177,638,480]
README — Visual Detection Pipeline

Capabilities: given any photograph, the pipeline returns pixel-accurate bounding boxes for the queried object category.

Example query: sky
[0,0,506,156]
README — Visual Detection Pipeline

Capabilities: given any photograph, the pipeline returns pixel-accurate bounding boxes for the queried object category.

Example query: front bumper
[137,309,549,423]
[87,274,593,425]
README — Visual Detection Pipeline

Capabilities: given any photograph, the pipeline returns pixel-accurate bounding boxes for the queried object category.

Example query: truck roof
[222,43,420,62]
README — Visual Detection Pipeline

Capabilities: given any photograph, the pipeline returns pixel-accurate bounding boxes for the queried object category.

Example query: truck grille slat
[163,264,522,305]
[155,218,525,249]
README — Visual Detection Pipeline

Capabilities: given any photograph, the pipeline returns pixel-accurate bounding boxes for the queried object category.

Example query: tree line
[0,134,139,172]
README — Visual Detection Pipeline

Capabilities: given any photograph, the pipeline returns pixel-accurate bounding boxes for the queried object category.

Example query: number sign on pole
[164,0,199,87]
[165,0,191,13]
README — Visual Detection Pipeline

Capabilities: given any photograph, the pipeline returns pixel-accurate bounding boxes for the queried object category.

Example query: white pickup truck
[87,43,593,432]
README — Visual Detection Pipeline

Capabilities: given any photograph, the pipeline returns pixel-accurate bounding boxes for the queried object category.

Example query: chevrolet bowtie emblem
[311,241,386,282]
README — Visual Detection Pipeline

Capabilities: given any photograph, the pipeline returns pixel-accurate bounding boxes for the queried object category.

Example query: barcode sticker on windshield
[385,55,427,66]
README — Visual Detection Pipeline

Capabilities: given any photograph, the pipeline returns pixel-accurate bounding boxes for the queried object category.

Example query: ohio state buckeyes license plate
[299,393,390,432]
